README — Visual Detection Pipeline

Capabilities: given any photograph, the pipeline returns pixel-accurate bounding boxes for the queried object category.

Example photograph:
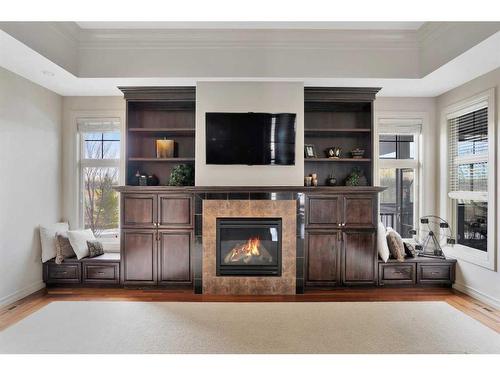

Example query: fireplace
[216,218,282,276]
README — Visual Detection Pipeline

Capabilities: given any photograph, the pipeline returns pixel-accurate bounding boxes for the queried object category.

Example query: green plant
[345,167,362,186]
[168,164,195,186]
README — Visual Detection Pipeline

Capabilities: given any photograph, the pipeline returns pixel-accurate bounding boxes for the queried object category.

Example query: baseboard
[453,282,500,310]
[0,280,45,308]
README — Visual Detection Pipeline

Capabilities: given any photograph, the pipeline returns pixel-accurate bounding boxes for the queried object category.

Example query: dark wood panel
[45,263,81,284]
[378,263,416,286]
[305,231,341,286]
[122,194,157,227]
[343,195,376,228]
[306,195,341,227]
[83,264,120,285]
[122,230,157,285]
[158,194,192,227]
[418,264,454,285]
[342,231,376,285]
[158,231,192,284]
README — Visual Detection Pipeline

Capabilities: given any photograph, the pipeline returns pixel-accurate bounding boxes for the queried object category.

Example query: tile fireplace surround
[202,199,297,295]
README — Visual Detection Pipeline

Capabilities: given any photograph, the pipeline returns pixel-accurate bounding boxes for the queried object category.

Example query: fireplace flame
[224,237,273,264]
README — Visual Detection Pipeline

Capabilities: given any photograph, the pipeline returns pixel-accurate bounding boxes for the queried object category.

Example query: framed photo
[304,144,317,158]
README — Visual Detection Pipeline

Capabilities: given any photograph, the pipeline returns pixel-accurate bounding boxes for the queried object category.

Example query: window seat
[43,253,121,286]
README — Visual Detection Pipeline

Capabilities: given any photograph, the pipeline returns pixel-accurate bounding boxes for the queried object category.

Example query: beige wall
[0,67,62,306]
[195,82,304,186]
[61,97,125,229]
[436,67,500,308]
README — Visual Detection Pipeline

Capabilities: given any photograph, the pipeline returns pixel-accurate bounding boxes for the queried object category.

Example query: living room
[1,0,499,372]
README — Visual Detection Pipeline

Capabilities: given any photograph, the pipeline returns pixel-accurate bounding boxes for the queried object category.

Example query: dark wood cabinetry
[122,229,157,285]
[158,230,192,284]
[305,231,341,286]
[378,258,456,286]
[305,192,378,287]
[342,230,376,285]
[121,192,193,287]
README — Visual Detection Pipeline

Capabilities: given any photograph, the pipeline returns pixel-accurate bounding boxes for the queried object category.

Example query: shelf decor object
[351,148,365,159]
[304,144,317,158]
[156,138,175,158]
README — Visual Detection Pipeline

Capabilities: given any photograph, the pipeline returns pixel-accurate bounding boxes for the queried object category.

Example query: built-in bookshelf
[120,87,196,186]
[304,87,380,186]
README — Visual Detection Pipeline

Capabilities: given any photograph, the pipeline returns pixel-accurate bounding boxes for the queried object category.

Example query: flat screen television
[205,112,296,165]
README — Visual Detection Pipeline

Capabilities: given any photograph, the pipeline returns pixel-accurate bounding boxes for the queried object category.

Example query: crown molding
[78,29,419,50]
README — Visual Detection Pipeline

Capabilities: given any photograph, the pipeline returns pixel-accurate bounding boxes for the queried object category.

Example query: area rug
[0,301,499,353]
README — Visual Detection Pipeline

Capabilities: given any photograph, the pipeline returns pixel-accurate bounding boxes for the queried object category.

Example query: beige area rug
[0,301,499,354]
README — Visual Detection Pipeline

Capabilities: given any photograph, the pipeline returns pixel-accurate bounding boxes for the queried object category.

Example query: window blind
[77,118,121,133]
[447,106,488,202]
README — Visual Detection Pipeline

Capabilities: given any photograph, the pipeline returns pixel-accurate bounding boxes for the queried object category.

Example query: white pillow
[67,229,96,260]
[40,222,70,263]
[377,221,390,262]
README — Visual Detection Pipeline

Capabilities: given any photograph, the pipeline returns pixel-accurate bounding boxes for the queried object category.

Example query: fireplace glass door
[216,218,282,276]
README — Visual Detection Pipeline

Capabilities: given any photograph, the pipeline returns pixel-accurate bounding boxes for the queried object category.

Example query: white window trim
[375,113,424,239]
[71,111,125,251]
[439,88,496,270]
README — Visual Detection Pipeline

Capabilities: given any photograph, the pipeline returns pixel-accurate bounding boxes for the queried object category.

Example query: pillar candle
[156,139,174,158]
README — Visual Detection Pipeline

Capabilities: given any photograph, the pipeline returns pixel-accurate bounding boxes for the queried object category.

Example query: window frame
[439,88,496,270]
[376,117,422,240]
[76,116,124,250]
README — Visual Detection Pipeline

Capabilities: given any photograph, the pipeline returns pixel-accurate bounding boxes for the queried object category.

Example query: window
[377,120,421,239]
[78,118,121,243]
[441,88,495,269]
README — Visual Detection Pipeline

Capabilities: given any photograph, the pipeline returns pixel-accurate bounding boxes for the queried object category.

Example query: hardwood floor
[1,287,499,334]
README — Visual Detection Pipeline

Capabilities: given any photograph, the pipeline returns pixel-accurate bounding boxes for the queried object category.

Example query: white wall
[61,97,125,228]
[195,81,304,186]
[374,97,438,219]
[436,67,500,308]
[0,67,62,306]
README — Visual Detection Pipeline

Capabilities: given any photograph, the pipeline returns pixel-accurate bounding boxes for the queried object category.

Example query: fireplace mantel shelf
[115,185,386,193]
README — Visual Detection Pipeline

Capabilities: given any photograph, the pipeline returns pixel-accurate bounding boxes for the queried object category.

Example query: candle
[156,138,174,158]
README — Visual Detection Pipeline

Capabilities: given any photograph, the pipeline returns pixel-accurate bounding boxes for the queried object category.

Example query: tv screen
[206,112,296,165]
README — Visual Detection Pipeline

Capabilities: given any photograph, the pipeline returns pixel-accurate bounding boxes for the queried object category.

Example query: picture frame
[304,144,317,158]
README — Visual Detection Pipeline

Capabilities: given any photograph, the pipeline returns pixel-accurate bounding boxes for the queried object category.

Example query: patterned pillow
[386,229,405,262]
[87,240,104,258]
[404,241,417,258]
[55,233,76,264]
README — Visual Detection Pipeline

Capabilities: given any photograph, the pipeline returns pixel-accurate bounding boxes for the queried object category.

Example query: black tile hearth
[228,192,250,200]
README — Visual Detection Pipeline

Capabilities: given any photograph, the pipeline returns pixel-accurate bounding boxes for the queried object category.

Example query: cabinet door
[158,230,192,284]
[305,231,341,286]
[343,195,376,228]
[306,195,342,227]
[158,194,193,228]
[342,230,377,285]
[122,229,157,285]
[122,194,157,228]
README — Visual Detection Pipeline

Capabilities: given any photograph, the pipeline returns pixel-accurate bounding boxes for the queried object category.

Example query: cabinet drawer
[379,263,416,285]
[46,263,81,283]
[83,264,119,284]
[418,264,453,284]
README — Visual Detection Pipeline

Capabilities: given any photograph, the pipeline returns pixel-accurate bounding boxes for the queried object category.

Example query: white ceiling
[76,21,425,30]
[1,22,499,97]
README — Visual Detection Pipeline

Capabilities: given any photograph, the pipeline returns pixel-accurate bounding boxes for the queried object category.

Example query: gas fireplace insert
[216,218,282,276]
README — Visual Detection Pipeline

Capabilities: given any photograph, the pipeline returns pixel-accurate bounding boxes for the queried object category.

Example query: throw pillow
[67,229,96,260]
[403,241,417,258]
[87,240,104,258]
[55,233,76,264]
[386,228,405,262]
[377,221,390,262]
[40,222,70,263]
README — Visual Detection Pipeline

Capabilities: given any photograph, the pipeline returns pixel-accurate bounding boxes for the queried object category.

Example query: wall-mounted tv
[205,112,296,165]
